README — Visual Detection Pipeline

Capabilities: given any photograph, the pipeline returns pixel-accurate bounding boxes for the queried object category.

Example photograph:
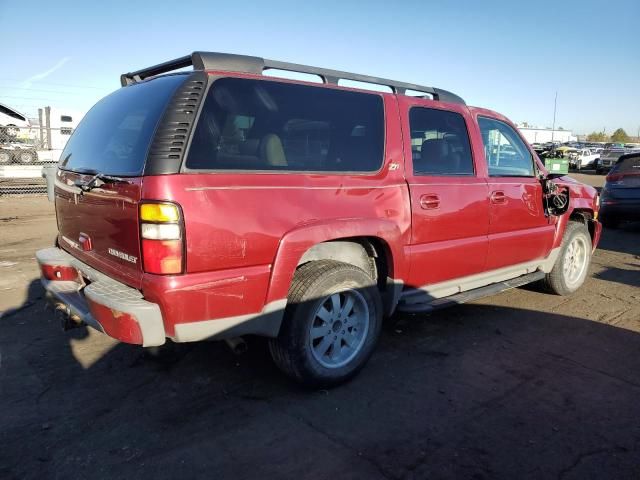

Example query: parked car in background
[598,145,640,174]
[569,148,599,170]
[599,153,640,228]
[36,51,602,387]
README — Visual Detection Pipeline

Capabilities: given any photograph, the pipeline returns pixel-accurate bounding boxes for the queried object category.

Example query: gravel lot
[1,173,639,479]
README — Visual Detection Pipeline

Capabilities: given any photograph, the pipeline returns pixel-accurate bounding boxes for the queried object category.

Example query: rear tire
[269,260,382,388]
[544,221,592,296]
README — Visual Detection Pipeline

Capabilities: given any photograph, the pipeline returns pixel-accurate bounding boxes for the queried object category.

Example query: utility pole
[551,91,558,144]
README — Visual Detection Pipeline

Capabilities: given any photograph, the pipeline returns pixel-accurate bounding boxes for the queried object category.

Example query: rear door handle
[420,194,440,209]
[490,190,507,204]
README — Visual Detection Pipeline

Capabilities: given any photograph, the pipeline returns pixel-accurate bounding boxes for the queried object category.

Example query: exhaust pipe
[224,337,248,355]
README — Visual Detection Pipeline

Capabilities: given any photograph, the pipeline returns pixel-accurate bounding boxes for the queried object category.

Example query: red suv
[37,52,602,386]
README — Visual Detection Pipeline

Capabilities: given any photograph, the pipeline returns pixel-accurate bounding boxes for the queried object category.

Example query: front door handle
[490,190,507,204]
[420,194,440,209]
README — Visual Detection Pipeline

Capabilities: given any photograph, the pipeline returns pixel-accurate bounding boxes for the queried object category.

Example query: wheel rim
[563,236,588,286]
[18,152,33,163]
[309,290,369,369]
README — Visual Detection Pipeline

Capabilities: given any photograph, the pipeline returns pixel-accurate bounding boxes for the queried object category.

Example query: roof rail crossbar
[120,51,465,105]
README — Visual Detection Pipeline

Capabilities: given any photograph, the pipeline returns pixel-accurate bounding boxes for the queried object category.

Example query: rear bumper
[36,247,286,345]
[36,248,166,347]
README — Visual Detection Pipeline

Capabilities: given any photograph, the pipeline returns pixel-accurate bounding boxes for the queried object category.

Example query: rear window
[59,75,185,176]
[185,78,384,172]
[613,155,640,174]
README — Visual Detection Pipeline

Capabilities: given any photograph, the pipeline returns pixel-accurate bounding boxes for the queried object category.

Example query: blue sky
[1,0,638,136]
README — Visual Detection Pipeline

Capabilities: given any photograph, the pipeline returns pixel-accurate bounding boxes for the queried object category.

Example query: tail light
[606,173,622,182]
[139,202,184,274]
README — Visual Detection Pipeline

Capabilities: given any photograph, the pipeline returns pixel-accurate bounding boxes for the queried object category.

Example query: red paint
[86,298,143,345]
[46,70,601,344]
[55,172,144,289]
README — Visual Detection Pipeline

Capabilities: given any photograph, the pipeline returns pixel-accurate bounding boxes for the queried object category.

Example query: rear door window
[409,107,474,176]
[185,78,384,172]
[59,75,185,176]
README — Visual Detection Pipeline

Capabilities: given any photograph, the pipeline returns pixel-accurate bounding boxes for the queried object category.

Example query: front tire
[544,221,592,295]
[269,260,382,387]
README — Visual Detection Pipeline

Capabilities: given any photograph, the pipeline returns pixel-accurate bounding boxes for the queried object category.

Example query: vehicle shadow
[1,285,640,479]
[598,221,640,257]
[595,264,640,288]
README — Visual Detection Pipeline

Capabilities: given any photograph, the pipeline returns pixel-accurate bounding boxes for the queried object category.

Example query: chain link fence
[0,125,66,196]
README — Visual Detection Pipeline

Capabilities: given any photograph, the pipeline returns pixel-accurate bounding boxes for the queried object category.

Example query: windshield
[59,75,185,176]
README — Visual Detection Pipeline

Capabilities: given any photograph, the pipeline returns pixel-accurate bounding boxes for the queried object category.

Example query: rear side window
[409,107,474,176]
[612,155,640,174]
[59,75,185,176]
[478,117,535,177]
[186,78,384,172]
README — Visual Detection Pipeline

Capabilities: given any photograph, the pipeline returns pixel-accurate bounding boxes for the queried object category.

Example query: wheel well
[569,209,596,241]
[297,237,391,284]
[296,237,398,316]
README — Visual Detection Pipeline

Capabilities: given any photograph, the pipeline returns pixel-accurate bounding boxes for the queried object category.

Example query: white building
[517,126,576,144]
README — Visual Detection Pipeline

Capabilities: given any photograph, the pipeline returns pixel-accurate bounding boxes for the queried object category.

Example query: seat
[260,134,287,167]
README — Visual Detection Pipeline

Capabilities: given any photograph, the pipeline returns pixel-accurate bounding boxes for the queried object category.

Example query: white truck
[569,148,599,170]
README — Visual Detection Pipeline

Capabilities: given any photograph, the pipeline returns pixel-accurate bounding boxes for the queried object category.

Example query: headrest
[421,138,448,160]
[260,134,287,167]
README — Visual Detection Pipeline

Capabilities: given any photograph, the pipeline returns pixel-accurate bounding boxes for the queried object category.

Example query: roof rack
[120,51,465,105]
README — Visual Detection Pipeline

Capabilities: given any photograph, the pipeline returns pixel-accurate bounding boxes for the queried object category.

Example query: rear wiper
[74,172,128,192]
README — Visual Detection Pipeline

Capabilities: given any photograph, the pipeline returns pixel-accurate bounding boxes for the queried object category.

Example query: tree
[610,128,629,142]
[586,131,607,142]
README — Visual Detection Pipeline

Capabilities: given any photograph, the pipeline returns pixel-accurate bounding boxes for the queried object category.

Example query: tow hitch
[46,293,84,331]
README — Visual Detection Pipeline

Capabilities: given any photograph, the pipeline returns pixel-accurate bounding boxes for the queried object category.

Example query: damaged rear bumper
[36,247,165,347]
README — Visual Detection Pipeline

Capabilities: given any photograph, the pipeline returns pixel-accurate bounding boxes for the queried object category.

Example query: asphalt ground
[0,172,638,479]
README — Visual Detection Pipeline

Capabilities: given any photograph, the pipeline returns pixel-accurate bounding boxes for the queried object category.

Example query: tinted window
[409,108,474,176]
[612,155,640,174]
[186,78,384,172]
[478,117,535,177]
[60,115,73,122]
[60,75,184,176]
